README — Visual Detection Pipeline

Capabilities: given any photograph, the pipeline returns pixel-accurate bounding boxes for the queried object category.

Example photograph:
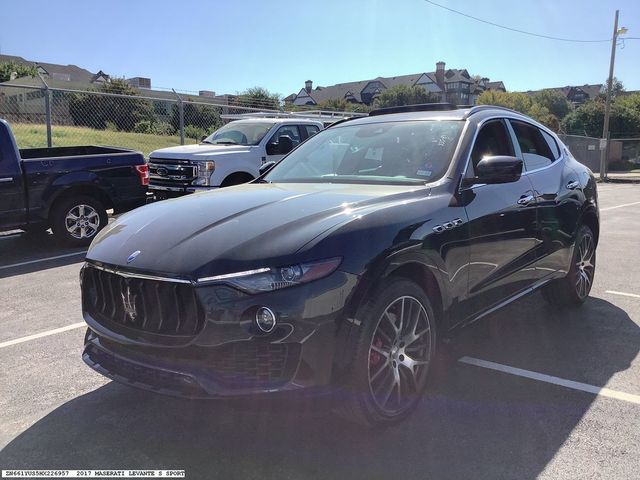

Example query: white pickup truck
[147,118,323,198]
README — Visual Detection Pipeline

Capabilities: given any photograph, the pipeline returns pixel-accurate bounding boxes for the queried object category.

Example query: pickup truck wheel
[51,195,108,247]
[335,278,436,427]
[542,224,596,308]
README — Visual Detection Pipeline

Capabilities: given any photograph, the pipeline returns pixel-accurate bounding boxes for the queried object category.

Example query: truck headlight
[192,161,215,186]
[196,257,342,293]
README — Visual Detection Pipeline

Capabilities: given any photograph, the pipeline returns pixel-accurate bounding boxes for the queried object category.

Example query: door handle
[0,177,14,184]
[517,194,535,206]
[566,180,580,190]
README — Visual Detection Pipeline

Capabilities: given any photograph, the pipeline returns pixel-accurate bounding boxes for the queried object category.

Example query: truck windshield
[265,120,463,185]
[202,122,272,146]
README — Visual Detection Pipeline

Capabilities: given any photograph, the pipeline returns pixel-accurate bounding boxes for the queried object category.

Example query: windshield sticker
[416,170,432,177]
[365,147,383,161]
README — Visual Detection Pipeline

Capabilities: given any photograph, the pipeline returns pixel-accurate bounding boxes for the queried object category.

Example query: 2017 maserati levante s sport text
[80,103,599,426]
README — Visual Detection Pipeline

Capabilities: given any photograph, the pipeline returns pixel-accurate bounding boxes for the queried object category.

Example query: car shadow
[0,294,637,479]
[0,231,86,278]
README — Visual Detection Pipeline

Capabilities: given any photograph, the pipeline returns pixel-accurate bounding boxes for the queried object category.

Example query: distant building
[523,84,603,106]
[286,61,506,107]
[0,54,231,124]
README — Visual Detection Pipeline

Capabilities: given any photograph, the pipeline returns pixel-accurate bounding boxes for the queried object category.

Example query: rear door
[508,120,582,275]
[0,134,26,229]
[461,119,540,316]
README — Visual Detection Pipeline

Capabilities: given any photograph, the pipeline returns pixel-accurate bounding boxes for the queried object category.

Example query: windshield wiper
[200,140,214,144]
[212,140,239,145]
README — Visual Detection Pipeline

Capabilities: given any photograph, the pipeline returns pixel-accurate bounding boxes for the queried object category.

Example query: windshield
[203,122,272,146]
[265,120,463,185]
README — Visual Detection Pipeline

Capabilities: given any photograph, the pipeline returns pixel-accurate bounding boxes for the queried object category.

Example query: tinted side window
[510,120,554,170]
[541,130,560,159]
[302,125,320,139]
[469,120,514,172]
[270,125,301,146]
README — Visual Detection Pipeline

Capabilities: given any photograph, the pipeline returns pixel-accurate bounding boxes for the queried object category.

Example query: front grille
[210,342,300,387]
[82,265,204,337]
[148,158,197,187]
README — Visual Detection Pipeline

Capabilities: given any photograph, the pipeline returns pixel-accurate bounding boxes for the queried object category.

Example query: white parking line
[606,290,640,299]
[0,251,86,271]
[0,322,86,349]
[459,356,640,406]
[600,201,640,212]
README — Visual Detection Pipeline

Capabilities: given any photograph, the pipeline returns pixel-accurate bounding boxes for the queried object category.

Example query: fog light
[255,307,276,333]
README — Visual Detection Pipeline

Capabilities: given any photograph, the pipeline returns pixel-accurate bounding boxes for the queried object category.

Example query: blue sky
[2,0,639,96]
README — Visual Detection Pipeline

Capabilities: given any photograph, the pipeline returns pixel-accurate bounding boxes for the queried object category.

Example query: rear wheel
[336,278,436,427]
[542,224,596,308]
[50,195,108,247]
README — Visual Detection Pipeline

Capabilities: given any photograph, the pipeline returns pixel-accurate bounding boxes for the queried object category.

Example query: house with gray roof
[287,61,506,107]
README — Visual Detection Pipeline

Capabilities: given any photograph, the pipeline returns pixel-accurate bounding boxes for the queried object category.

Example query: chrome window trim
[458,114,566,192]
[86,262,193,285]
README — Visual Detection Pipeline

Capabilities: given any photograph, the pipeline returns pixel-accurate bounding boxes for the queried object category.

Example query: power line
[422,0,613,43]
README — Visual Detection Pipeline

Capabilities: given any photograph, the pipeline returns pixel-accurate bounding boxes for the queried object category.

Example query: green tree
[0,61,38,83]
[68,78,155,131]
[315,98,371,113]
[373,85,440,109]
[532,89,572,119]
[476,90,533,114]
[598,77,625,100]
[561,98,640,138]
[235,87,281,110]
[170,99,222,135]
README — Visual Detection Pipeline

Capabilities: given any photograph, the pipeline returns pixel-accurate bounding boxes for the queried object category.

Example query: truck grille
[148,158,197,188]
[82,265,204,337]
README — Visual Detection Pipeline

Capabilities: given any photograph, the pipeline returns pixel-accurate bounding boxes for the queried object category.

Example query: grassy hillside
[11,124,197,157]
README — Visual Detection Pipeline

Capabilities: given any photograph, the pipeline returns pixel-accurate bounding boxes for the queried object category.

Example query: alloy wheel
[367,296,432,416]
[575,232,595,299]
[65,204,101,239]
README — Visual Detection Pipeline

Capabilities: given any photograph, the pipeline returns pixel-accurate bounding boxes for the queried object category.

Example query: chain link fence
[559,134,640,173]
[0,83,357,156]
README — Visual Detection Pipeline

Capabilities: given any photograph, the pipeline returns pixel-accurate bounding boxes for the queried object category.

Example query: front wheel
[51,195,108,247]
[542,224,596,308]
[335,278,437,427]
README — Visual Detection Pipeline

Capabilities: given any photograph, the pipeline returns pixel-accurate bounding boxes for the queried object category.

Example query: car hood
[149,143,255,159]
[87,182,429,278]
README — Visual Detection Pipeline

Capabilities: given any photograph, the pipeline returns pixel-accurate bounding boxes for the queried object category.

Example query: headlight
[192,161,215,186]
[196,257,342,293]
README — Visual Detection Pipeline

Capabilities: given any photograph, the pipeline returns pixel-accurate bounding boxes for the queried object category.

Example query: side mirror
[470,156,523,185]
[277,135,294,154]
[259,161,276,175]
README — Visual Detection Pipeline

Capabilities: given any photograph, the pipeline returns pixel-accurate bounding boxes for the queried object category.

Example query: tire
[50,195,108,247]
[220,173,254,187]
[334,278,437,427]
[542,224,596,308]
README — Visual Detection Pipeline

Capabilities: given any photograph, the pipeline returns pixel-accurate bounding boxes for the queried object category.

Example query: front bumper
[81,270,359,398]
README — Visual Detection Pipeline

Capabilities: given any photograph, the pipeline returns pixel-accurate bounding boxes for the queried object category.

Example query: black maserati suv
[80,103,599,426]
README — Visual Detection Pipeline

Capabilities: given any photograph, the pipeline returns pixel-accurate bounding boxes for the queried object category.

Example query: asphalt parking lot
[1,183,639,480]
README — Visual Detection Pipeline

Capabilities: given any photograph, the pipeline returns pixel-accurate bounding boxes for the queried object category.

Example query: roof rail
[463,105,521,119]
[369,103,458,117]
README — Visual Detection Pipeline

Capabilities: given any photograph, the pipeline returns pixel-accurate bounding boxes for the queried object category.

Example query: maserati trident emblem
[122,281,137,322]
[127,250,141,264]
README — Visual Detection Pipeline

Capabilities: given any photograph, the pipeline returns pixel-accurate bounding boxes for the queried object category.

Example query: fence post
[173,89,184,145]
[38,73,53,148]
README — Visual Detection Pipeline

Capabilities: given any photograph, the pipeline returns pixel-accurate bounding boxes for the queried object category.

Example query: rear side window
[302,125,320,139]
[509,120,555,170]
[541,130,560,159]
[469,120,514,172]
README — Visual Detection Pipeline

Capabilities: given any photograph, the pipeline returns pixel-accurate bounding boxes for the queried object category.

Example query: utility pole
[600,10,620,181]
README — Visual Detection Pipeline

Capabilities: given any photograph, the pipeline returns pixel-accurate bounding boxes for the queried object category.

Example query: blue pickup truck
[0,119,149,246]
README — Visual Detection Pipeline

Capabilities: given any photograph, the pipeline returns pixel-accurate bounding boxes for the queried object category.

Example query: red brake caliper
[369,337,383,367]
